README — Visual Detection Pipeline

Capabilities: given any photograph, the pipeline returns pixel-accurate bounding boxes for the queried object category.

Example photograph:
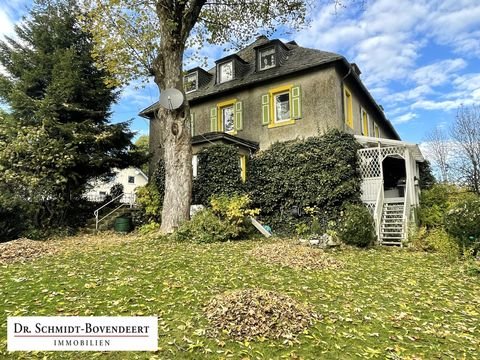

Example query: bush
[336,203,376,248]
[444,198,480,254]
[134,159,165,226]
[418,183,456,228]
[193,144,245,205]
[247,130,362,234]
[0,192,29,242]
[173,194,258,243]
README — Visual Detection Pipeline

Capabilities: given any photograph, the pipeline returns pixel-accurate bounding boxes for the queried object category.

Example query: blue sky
[1,0,480,144]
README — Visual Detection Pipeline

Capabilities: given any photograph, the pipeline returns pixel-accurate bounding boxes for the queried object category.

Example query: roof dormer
[215,54,249,84]
[254,39,290,72]
[183,67,212,94]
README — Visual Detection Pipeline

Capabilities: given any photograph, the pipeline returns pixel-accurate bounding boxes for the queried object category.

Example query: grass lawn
[1,234,479,359]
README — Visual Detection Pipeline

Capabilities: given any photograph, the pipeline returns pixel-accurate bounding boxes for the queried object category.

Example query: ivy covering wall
[247,130,362,233]
[193,144,245,205]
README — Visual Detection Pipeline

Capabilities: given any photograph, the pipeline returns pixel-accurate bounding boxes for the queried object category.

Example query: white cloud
[412,59,467,86]
[393,112,418,124]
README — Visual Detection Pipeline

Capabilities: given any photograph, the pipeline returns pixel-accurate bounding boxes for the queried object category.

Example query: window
[184,72,198,93]
[344,86,353,128]
[99,191,106,196]
[374,123,380,138]
[262,84,301,128]
[192,155,198,178]
[218,61,233,83]
[259,47,276,70]
[239,155,247,182]
[221,105,235,132]
[128,176,135,184]
[274,91,291,123]
[361,108,369,136]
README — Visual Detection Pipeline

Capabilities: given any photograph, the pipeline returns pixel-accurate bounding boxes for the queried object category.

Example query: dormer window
[259,47,276,70]
[218,61,233,83]
[184,72,198,93]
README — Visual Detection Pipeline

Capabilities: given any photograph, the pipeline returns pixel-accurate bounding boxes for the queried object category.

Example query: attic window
[259,47,276,70]
[218,61,233,83]
[184,72,198,93]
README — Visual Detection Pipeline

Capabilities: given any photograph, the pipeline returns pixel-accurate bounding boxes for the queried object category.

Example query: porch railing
[401,177,411,246]
[373,184,384,243]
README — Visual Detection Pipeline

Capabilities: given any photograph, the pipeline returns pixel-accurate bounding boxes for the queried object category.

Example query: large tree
[0,0,138,227]
[82,0,310,232]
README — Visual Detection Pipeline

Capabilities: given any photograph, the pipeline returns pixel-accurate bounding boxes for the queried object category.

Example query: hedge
[247,130,362,233]
[193,144,245,205]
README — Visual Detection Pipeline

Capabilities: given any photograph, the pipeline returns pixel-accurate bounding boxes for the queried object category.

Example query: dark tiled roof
[139,36,343,116]
[192,132,259,151]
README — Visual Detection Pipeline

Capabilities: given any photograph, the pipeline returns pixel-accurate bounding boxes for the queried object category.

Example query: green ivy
[247,130,362,234]
[193,144,245,205]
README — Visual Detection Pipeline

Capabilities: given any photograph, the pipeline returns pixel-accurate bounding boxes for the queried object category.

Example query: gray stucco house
[140,36,424,246]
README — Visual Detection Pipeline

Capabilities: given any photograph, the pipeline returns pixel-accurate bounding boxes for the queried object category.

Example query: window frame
[374,123,380,138]
[239,154,247,182]
[267,84,295,128]
[218,61,234,84]
[128,176,135,184]
[258,46,276,71]
[184,72,198,94]
[217,99,237,134]
[344,86,353,129]
[361,108,369,136]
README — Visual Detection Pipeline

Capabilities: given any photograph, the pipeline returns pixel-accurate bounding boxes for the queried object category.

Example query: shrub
[425,228,459,259]
[193,144,245,205]
[110,183,124,199]
[336,203,376,248]
[444,198,480,254]
[418,183,456,228]
[173,194,258,243]
[247,130,362,234]
[0,192,29,242]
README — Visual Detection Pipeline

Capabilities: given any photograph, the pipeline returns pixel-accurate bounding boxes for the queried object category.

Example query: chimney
[351,63,362,76]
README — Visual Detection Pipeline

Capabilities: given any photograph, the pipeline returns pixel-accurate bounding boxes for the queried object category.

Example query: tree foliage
[81,0,311,232]
[0,0,137,233]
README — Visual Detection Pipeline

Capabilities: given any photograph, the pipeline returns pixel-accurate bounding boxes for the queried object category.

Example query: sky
[1,0,480,144]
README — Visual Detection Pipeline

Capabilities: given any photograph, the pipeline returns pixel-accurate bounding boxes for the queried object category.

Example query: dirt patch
[248,241,343,270]
[205,288,319,340]
[0,232,138,265]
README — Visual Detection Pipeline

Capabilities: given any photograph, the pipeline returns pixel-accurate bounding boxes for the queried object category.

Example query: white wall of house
[85,167,148,202]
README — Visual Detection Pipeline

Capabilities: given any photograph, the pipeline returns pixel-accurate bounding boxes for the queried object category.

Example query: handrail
[93,193,135,231]
[401,178,411,246]
[373,184,384,243]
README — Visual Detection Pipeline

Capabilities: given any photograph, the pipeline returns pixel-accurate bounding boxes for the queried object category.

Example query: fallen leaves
[0,231,138,264]
[248,241,343,270]
[204,288,320,340]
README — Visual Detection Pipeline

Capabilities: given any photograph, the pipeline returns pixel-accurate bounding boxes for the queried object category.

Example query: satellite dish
[159,88,184,110]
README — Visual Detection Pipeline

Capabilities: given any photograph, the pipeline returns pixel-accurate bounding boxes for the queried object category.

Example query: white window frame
[258,46,276,71]
[221,104,235,133]
[273,90,291,123]
[218,61,234,83]
[192,155,198,178]
[184,72,198,94]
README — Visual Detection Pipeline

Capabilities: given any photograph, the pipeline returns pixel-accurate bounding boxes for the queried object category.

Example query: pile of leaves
[204,288,319,340]
[0,238,59,264]
[249,242,343,270]
[0,232,138,264]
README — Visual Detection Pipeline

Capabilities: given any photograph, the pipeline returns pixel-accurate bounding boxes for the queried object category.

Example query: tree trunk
[153,42,192,234]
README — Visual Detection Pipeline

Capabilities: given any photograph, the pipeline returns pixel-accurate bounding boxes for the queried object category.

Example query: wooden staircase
[380,199,405,246]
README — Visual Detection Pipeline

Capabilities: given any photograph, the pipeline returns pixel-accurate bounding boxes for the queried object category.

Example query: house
[140,36,424,245]
[84,167,148,203]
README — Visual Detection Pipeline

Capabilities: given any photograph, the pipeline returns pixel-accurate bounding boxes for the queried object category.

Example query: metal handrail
[401,178,411,247]
[93,193,135,231]
[373,184,384,243]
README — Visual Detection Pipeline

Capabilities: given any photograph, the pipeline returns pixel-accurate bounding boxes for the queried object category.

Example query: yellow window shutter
[261,94,270,125]
[235,101,243,131]
[190,112,195,136]
[291,85,302,119]
[210,107,217,132]
[239,155,247,182]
